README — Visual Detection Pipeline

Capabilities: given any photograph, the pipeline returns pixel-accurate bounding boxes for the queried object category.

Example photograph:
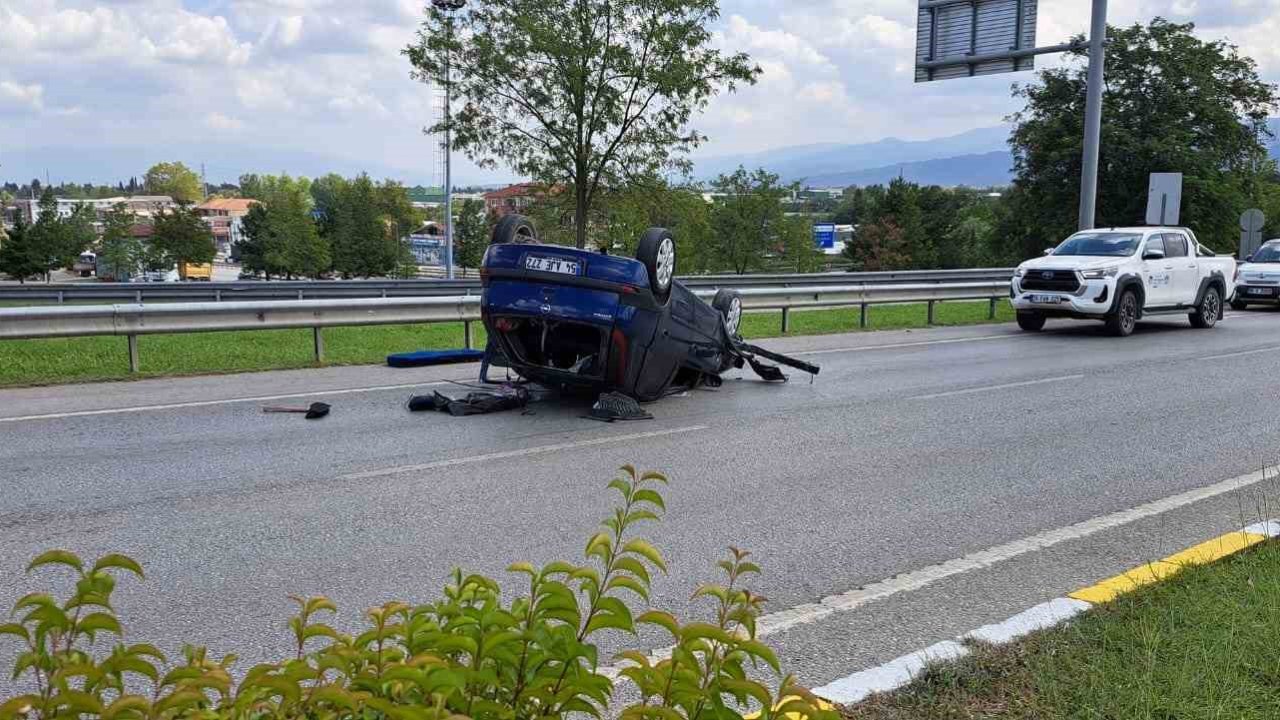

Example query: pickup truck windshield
[1053,232,1143,257]
[1251,245,1280,262]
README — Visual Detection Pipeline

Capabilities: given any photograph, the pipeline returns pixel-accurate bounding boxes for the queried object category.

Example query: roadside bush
[0,466,832,720]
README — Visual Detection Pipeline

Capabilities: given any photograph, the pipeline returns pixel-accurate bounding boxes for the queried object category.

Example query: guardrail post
[127,334,139,373]
[781,308,791,334]
[313,327,325,363]
[57,291,64,305]
[988,297,997,319]
[927,300,937,325]
[215,289,222,302]
[464,321,474,349]
[135,290,142,303]
[297,290,304,300]
[859,303,868,329]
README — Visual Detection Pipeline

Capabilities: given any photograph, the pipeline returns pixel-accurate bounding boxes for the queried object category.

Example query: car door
[1161,233,1197,304]
[1141,235,1172,306]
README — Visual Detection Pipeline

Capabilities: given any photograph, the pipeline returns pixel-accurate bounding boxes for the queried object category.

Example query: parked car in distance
[1011,226,1235,337]
[73,252,97,277]
[1231,239,1280,309]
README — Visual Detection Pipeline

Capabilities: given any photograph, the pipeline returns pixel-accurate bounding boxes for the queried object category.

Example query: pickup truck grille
[1020,270,1081,293]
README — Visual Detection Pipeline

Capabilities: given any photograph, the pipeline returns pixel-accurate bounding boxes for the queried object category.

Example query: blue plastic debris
[386,349,485,368]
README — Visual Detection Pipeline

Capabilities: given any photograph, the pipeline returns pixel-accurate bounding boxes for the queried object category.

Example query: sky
[2,0,1279,186]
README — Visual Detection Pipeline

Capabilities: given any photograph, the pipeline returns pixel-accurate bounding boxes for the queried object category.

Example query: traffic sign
[1145,173,1182,225]
[1240,208,1266,258]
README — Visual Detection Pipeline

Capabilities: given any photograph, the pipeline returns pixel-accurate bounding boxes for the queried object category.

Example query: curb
[813,520,1280,706]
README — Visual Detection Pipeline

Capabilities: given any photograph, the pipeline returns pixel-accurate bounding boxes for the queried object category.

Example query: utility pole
[1077,0,1108,230]
[433,0,465,280]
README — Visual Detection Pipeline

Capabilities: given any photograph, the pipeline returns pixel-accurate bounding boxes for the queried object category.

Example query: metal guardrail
[0,268,1015,303]
[0,281,1011,373]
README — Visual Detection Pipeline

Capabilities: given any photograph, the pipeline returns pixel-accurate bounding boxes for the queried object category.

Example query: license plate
[1029,294,1061,304]
[1247,287,1273,296]
[525,255,580,276]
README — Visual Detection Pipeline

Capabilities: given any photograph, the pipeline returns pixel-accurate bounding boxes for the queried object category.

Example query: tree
[99,202,142,280]
[0,218,43,283]
[870,178,928,268]
[144,162,204,204]
[24,189,95,280]
[844,219,911,271]
[265,192,329,279]
[153,206,215,266]
[708,167,791,274]
[1005,18,1279,257]
[331,175,403,278]
[453,199,489,277]
[406,0,759,249]
[779,214,822,273]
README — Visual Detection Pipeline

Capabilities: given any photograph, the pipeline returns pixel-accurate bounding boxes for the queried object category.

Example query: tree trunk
[574,183,589,249]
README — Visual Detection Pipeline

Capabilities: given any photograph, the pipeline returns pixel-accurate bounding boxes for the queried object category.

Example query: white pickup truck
[1011,226,1235,337]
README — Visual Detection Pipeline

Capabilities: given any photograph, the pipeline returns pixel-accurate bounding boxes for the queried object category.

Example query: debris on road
[407,386,531,416]
[262,402,331,420]
[587,392,654,422]
[387,349,486,368]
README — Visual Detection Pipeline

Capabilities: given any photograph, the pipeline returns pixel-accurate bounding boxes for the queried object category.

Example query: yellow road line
[1069,530,1268,604]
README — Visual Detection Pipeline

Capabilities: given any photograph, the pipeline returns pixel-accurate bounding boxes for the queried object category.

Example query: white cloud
[0,80,44,112]
[206,113,245,131]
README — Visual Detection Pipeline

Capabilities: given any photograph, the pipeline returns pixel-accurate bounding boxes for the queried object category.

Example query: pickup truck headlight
[1013,268,1026,278]
[1080,267,1119,280]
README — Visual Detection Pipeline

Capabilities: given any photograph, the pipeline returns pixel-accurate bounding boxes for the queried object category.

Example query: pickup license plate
[1029,294,1061,304]
[525,255,580,276]
[1247,287,1273,296]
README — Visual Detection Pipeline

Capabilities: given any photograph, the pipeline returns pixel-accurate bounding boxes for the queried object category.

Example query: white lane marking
[605,467,1272,680]
[339,425,708,481]
[1200,346,1280,361]
[814,641,969,705]
[910,374,1084,400]
[0,380,458,424]
[794,334,1015,357]
[961,597,1092,645]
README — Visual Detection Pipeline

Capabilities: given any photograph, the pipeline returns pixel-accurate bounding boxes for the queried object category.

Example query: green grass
[844,539,1280,720]
[0,300,1011,388]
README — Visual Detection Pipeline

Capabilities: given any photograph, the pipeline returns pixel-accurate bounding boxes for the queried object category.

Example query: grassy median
[844,538,1280,719]
[0,300,1014,387]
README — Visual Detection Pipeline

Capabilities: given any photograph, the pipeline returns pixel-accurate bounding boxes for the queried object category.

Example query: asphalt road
[3,309,1280,697]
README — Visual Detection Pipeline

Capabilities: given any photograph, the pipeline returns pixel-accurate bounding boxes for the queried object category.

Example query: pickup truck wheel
[1230,298,1248,311]
[1190,286,1221,328]
[491,214,537,245]
[1106,290,1138,337]
[1016,311,1046,332]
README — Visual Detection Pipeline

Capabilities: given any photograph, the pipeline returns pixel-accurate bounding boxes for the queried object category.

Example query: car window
[1162,234,1187,258]
[1143,236,1166,258]
[1252,244,1280,263]
[1052,232,1143,257]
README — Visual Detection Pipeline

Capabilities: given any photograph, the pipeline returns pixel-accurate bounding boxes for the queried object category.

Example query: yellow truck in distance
[178,262,213,281]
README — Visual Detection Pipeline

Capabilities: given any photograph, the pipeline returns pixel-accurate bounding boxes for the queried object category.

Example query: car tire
[1190,285,1221,329]
[712,288,744,336]
[1106,290,1138,337]
[1230,298,1248,311]
[637,228,676,303]
[490,214,537,245]
[1016,311,1046,332]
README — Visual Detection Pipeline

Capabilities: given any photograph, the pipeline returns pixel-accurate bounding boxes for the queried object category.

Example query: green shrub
[1,466,833,720]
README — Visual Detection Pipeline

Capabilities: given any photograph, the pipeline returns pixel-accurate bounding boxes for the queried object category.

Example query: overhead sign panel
[1145,173,1183,226]
[916,0,1039,83]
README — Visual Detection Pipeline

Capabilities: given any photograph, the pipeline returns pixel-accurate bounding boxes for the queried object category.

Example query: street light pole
[1077,0,1108,231]
[433,0,465,280]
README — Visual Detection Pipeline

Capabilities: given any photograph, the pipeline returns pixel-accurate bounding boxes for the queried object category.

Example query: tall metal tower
[432,0,466,279]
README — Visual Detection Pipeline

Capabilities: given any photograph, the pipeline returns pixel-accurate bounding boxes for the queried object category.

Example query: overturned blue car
[479,215,818,402]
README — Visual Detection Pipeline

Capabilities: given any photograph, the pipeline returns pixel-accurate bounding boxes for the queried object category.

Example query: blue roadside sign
[813,223,836,249]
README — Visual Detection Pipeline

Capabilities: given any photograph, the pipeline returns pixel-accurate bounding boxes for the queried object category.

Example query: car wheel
[1016,311,1046,332]
[490,214,537,245]
[1230,298,1248,311]
[637,228,676,303]
[1190,285,1221,328]
[1106,290,1138,337]
[713,288,744,336]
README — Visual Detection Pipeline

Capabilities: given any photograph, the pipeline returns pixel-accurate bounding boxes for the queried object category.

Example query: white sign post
[1145,173,1183,226]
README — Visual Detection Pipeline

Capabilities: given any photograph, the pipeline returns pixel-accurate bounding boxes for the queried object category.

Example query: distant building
[195,198,258,257]
[17,195,175,224]
[484,183,543,217]
[408,185,445,208]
